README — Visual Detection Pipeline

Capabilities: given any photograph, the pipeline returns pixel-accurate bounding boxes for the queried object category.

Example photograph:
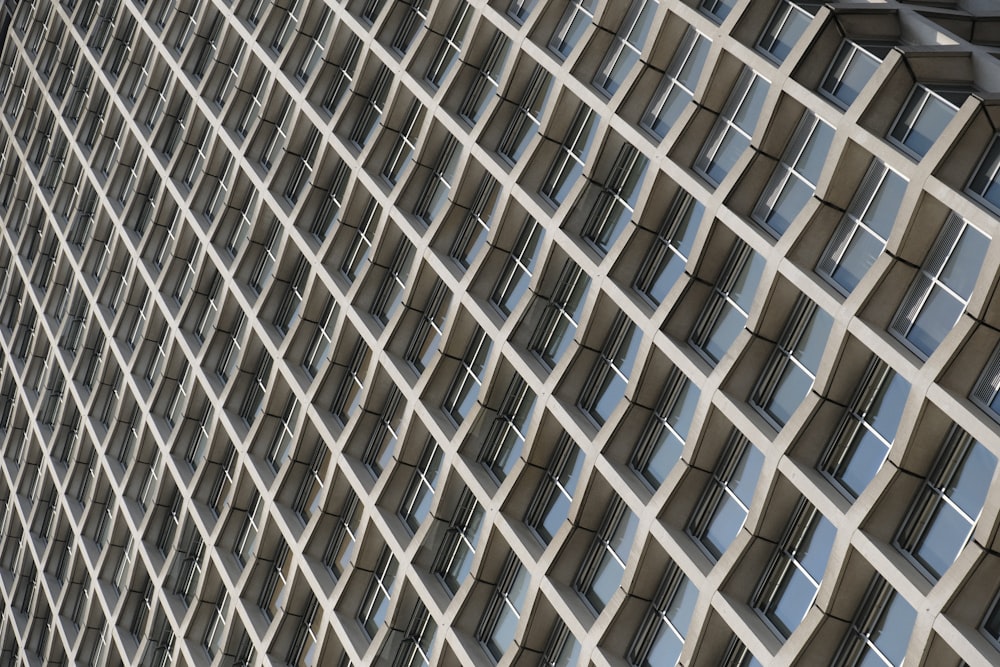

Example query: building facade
[1,0,1000,664]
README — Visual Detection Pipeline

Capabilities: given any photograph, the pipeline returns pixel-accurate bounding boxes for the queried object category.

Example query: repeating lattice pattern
[0,0,1000,665]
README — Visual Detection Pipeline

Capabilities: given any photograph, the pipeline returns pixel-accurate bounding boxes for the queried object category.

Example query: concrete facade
[0,0,1000,665]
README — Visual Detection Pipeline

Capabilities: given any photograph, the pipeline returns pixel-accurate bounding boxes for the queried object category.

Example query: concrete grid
[1,0,1000,665]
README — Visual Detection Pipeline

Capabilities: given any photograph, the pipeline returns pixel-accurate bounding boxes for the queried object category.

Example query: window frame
[640,26,710,139]
[694,68,770,186]
[574,495,638,614]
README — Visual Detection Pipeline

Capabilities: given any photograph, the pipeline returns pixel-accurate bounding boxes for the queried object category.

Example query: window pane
[835,428,890,498]
[906,284,962,357]
[939,226,989,298]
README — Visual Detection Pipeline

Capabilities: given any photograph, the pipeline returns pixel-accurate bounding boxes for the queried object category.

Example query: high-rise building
[1,0,1000,664]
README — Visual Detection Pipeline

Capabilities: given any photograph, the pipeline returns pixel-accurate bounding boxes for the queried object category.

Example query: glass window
[491,216,544,315]
[434,488,484,594]
[541,103,599,206]
[757,1,816,63]
[968,133,1000,214]
[628,565,698,667]
[691,241,766,364]
[398,439,444,533]
[540,621,580,667]
[820,41,883,109]
[575,496,638,613]
[578,312,643,426]
[641,27,711,139]
[442,326,492,424]
[497,64,552,164]
[477,553,529,661]
[888,85,960,159]
[371,239,414,325]
[889,213,989,359]
[413,135,460,224]
[526,433,583,543]
[695,69,770,186]
[700,0,736,23]
[834,577,915,667]
[388,602,437,667]
[753,112,834,236]
[895,428,996,580]
[982,592,1000,647]
[631,369,700,488]
[753,500,835,638]
[528,260,590,369]
[478,375,536,481]
[821,360,909,498]
[358,546,398,638]
[581,143,648,254]
[688,431,763,559]
[549,0,597,59]
[634,190,702,305]
[425,2,471,88]
[450,174,499,268]
[752,296,832,429]
[458,31,510,124]
[817,159,907,295]
[404,279,449,374]
[594,0,659,96]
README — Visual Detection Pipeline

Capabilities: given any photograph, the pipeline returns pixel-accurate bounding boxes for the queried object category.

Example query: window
[594,0,658,96]
[834,577,915,667]
[388,0,429,54]
[721,639,764,667]
[389,602,437,667]
[328,338,369,424]
[982,592,1000,647]
[233,492,263,566]
[968,133,1000,214]
[491,217,543,315]
[508,0,537,23]
[895,428,996,580]
[628,565,698,667]
[381,100,424,186]
[630,369,699,488]
[301,296,337,378]
[690,241,765,364]
[889,213,988,359]
[581,143,648,254]
[641,27,710,139]
[362,386,403,477]
[695,69,770,186]
[442,326,492,424]
[753,500,835,638]
[752,112,834,236]
[433,487,484,594]
[700,0,735,22]
[888,85,961,159]
[578,312,642,426]
[450,174,499,268]
[341,198,381,282]
[549,0,596,60]
[257,541,290,620]
[323,490,361,577]
[398,439,443,533]
[751,296,832,429]
[349,64,391,148]
[525,433,583,543]
[404,279,449,374]
[757,1,816,63]
[457,32,510,124]
[359,546,398,638]
[425,2,471,88]
[539,621,580,667]
[540,103,599,206]
[821,360,909,498]
[528,260,590,369]
[478,375,535,481]
[575,496,638,613]
[817,160,907,294]
[634,190,702,305]
[320,34,361,114]
[477,553,528,661]
[413,135,460,224]
[820,41,883,109]
[497,64,552,164]
[687,431,763,560]
[371,239,414,325]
